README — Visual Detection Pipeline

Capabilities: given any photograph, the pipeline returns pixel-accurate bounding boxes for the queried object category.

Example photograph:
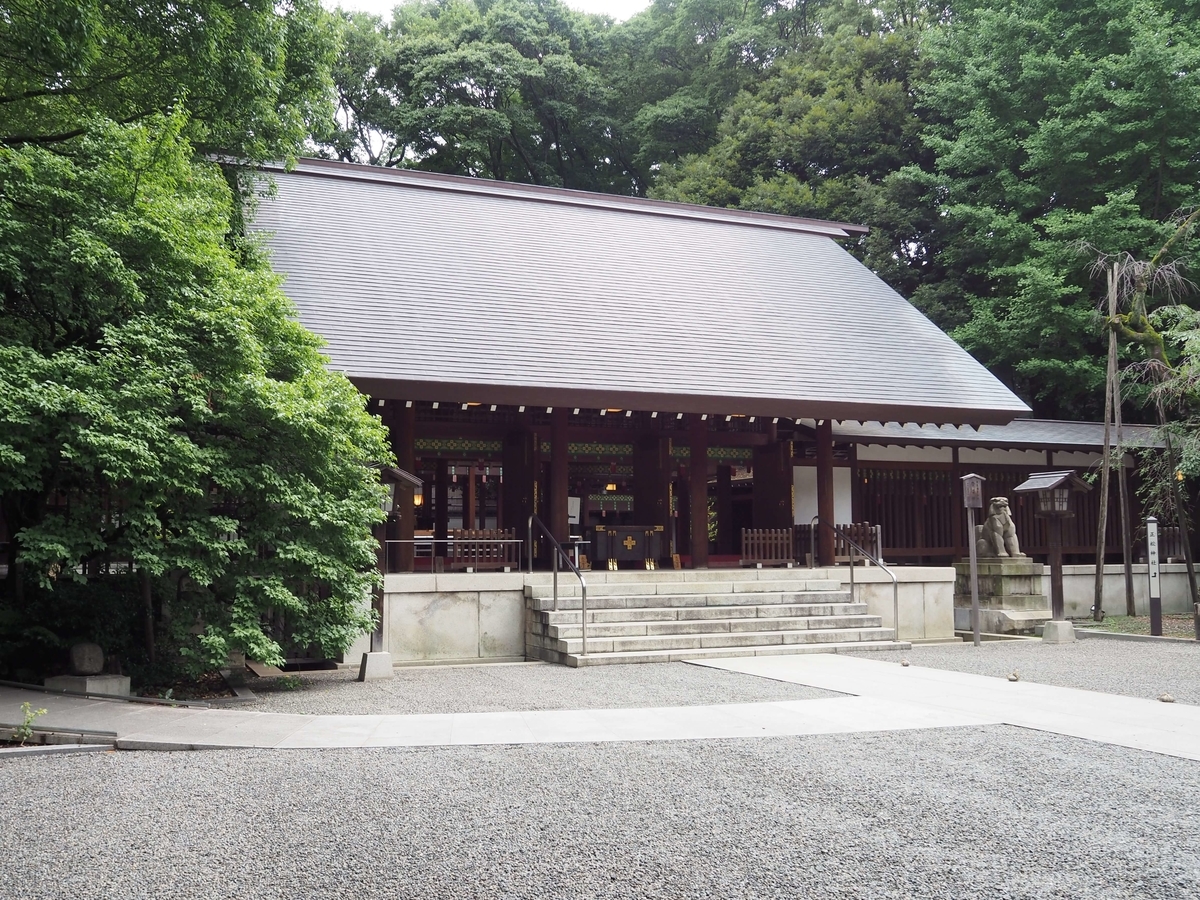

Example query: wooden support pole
[690,415,709,568]
[551,407,570,542]
[396,403,416,572]
[817,419,835,566]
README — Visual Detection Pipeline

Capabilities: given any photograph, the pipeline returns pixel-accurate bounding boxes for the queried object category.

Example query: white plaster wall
[959,448,1050,465]
[855,445,953,463]
[794,466,852,525]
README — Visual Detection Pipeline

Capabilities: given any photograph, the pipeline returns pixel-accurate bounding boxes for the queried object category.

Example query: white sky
[325,0,650,22]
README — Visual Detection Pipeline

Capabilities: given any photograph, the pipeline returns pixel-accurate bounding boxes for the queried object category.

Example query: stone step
[560,640,913,667]
[540,626,898,656]
[537,602,869,625]
[524,579,843,600]
[525,568,839,585]
[545,614,884,640]
[526,590,853,611]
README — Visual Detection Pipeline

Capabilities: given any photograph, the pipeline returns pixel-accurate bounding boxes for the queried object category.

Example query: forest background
[3,0,1200,685]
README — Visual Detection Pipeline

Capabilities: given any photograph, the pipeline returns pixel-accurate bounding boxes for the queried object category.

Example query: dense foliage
[325,0,1200,419]
[1,2,392,682]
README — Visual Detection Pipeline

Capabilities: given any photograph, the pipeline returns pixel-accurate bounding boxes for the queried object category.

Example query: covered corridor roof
[250,158,1030,426]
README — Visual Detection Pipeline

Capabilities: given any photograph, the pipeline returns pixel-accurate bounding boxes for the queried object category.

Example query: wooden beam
[817,419,835,566]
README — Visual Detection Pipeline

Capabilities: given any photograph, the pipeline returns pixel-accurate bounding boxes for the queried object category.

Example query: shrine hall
[250,157,1034,576]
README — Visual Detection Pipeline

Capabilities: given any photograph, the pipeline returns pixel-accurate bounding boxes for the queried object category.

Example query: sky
[325,0,650,22]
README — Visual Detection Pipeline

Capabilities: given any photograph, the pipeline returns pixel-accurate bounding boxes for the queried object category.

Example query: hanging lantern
[451,464,457,484]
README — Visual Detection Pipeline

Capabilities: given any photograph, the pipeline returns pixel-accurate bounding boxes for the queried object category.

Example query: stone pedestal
[44,674,131,696]
[357,651,393,682]
[954,558,1052,635]
[1041,620,1076,644]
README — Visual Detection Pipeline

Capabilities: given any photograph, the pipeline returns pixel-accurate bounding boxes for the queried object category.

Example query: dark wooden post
[434,459,448,560]
[716,464,733,555]
[633,433,671,531]
[550,407,570,542]
[395,403,416,572]
[690,415,709,568]
[753,441,793,529]
[503,426,536,551]
[676,467,691,556]
[816,418,835,566]
[465,465,477,531]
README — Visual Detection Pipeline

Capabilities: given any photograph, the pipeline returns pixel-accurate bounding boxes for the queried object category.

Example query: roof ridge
[266,157,869,239]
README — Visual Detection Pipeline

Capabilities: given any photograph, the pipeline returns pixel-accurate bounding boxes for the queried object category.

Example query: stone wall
[1060,564,1195,618]
[378,573,526,664]
[825,566,956,643]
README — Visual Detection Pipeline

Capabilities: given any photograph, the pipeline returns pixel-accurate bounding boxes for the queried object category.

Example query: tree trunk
[1107,264,1137,616]
[1093,326,1116,620]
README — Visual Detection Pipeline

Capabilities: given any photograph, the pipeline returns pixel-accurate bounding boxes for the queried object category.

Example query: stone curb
[1074,629,1199,645]
[0,743,114,760]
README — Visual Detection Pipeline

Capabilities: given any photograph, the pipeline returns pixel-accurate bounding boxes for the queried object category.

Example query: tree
[0,0,339,163]
[0,119,393,677]
[917,0,1200,417]
[653,2,944,304]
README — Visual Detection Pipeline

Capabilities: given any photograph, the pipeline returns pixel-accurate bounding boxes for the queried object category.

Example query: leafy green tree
[653,3,943,303]
[917,0,1200,416]
[0,0,339,163]
[0,119,392,675]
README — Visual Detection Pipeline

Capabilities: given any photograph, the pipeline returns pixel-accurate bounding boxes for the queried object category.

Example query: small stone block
[45,674,131,696]
[1041,620,1076,644]
[69,642,105,675]
[357,651,394,681]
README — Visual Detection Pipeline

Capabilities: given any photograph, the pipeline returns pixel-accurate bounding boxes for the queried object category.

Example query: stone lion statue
[975,497,1024,558]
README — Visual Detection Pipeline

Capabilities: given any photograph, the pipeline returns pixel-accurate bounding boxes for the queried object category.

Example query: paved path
[694,654,1200,761]
[0,684,994,750]
[3,654,1198,756]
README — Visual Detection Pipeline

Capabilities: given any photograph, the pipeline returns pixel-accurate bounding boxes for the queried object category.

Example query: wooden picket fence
[447,528,520,571]
[740,528,794,567]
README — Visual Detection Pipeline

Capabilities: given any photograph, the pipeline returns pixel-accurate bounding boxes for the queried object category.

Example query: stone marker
[1041,620,1075,644]
[70,642,105,676]
[358,651,393,682]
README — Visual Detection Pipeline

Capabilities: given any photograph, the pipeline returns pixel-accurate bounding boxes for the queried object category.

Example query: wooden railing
[794,522,882,565]
[447,528,520,571]
[740,528,794,567]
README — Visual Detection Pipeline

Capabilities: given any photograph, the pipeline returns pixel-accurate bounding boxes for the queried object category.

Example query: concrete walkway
[694,654,1200,762]
[3,654,1198,757]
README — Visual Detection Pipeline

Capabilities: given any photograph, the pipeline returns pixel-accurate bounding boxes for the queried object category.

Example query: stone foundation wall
[826,566,956,643]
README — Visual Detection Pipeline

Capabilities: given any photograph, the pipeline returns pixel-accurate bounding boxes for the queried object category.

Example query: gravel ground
[240,661,840,715]
[848,637,1200,705]
[3,727,1199,899]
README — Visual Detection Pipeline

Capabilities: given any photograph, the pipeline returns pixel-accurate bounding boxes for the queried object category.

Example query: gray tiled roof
[250,158,1030,425]
[824,419,1161,450]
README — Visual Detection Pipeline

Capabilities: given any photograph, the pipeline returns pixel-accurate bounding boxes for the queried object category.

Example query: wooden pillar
[395,403,416,572]
[434,459,448,558]
[550,407,570,543]
[817,419,835,566]
[690,415,709,568]
[716,464,734,555]
[753,440,792,529]
[503,427,535,542]
[633,433,671,531]
[465,465,477,530]
[951,447,963,559]
[676,467,691,556]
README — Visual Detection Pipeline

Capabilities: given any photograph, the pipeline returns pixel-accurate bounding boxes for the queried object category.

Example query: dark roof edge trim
[263,158,869,239]
[347,376,1027,428]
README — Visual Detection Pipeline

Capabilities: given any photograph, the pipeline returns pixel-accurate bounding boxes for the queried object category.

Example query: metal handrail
[809,516,901,642]
[528,515,589,657]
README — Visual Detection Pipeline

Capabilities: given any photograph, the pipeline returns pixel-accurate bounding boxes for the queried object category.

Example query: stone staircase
[525,569,910,667]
